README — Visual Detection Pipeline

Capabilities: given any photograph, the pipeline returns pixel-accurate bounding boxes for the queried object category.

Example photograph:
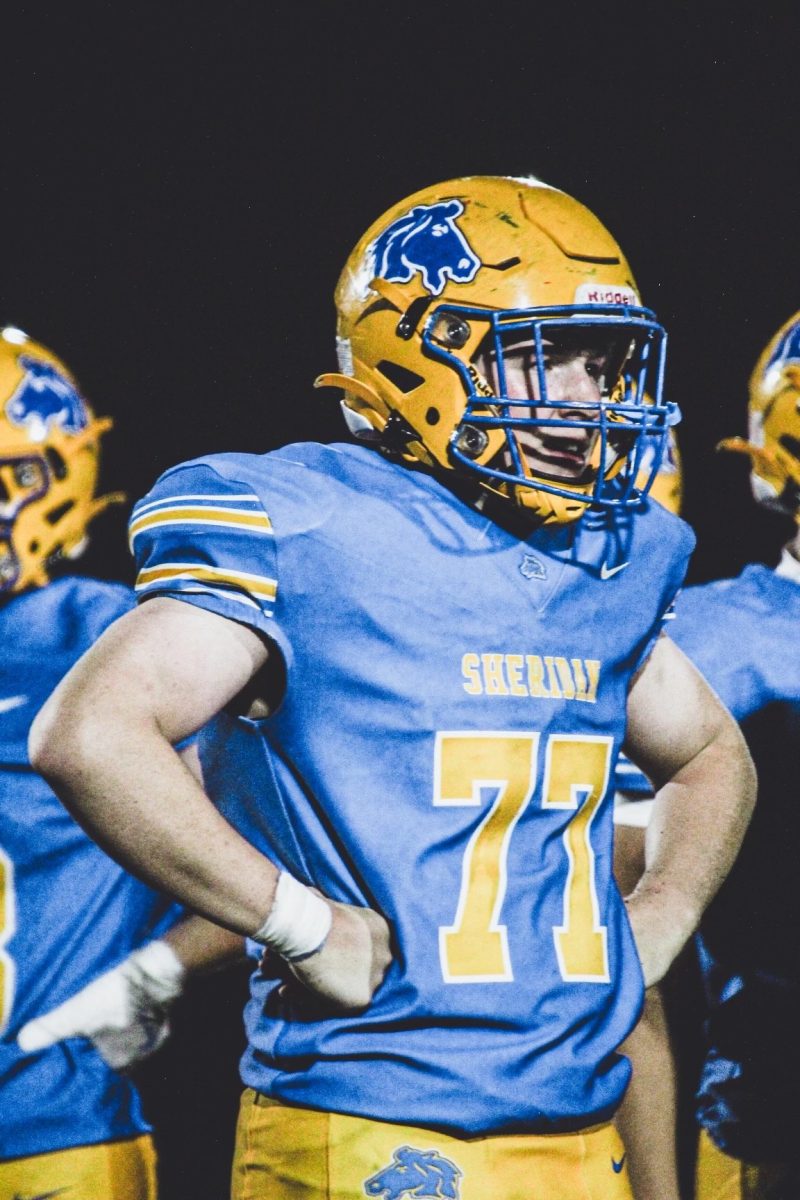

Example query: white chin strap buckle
[341,401,381,442]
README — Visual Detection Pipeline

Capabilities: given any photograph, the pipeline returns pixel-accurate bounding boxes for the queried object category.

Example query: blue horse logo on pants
[5,356,88,441]
[372,200,480,296]
[364,1145,462,1199]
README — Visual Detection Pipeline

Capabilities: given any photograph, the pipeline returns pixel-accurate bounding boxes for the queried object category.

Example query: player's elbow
[29,686,109,786]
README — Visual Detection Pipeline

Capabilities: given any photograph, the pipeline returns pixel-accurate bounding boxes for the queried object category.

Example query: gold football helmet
[317,176,678,525]
[719,310,800,519]
[0,327,122,594]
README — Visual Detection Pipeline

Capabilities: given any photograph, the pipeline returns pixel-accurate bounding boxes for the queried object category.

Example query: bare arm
[31,596,278,933]
[622,634,755,986]
[30,596,391,1009]
[163,914,246,973]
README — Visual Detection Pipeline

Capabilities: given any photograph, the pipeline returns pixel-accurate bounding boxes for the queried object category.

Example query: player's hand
[284,899,393,1013]
[625,888,696,988]
[17,940,185,1070]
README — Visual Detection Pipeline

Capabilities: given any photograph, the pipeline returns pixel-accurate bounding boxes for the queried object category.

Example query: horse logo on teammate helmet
[371,200,480,297]
[5,356,89,441]
[765,314,800,370]
[363,1145,462,1199]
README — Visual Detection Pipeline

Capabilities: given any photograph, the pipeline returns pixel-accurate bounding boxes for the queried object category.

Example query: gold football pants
[695,1126,799,1200]
[231,1088,634,1200]
[0,1133,157,1200]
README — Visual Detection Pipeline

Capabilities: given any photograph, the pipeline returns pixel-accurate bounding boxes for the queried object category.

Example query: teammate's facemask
[317,176,679,526]
[718,310,800,520]
[0,327,123,595]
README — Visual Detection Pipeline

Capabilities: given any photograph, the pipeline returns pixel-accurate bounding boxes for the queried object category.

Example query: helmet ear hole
[45,500,75,526]
[376,360,424,394]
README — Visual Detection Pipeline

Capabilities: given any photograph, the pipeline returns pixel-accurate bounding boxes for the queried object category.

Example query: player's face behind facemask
[466,322,643,488]
[317,175,679,526]
[0,326,123,596]
[718,310,800,521]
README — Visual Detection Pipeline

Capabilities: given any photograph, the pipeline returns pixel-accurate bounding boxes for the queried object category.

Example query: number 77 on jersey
[433,731,613,985]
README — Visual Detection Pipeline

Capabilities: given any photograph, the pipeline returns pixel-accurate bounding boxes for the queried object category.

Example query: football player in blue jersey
[614,310,800,1200]
[0,326,242,1199]
[685,311,800,1200]
[29,177,755,1200]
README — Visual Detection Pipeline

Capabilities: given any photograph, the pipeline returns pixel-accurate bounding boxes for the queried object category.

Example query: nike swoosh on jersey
[611,1153,627,1173]
[0,694,28,714]
[600,561,630,580]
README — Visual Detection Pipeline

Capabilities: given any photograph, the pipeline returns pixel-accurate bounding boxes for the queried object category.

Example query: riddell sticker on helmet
[5,357,89,442]
[371,200,481,297]
[574,284,640,307]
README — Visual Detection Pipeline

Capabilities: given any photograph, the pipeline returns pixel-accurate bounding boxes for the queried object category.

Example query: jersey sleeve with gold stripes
[129,460,279,640]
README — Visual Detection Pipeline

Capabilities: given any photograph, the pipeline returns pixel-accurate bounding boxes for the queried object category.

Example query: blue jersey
[660,564,800,1161]
[0,576,181,1161]
[130,442,693,1137]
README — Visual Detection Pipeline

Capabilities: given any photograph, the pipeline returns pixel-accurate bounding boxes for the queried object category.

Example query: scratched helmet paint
[719,310,800,519]
[0,327,122,594]
[318,175,678,525]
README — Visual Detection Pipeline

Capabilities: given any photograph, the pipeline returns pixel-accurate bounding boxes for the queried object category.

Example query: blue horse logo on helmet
[364,1145,462,1199]
[372,199,481,297]
[766,317,800,370]
[5,356,89,441]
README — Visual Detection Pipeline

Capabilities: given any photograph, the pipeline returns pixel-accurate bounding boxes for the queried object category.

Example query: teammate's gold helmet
[318,176,678,525]
[0,327,122,595]
[719,310,800,519]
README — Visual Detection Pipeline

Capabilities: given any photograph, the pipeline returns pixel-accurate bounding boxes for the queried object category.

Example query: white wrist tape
[253,871,333,961]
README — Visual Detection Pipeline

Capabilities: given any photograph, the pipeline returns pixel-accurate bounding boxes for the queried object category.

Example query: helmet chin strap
[314,373,388,441]
[512,482,590,525]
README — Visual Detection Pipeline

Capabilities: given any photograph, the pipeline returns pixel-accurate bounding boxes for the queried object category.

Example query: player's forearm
[30,703,280,938]
[629,723,755,957]
[163,914,246,973]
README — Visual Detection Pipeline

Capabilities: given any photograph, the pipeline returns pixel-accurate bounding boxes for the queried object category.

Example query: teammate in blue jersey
[683,311,800,1200]
[0,326,241,1199]
[613,310,800,1200]
[30,177,755,1200]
